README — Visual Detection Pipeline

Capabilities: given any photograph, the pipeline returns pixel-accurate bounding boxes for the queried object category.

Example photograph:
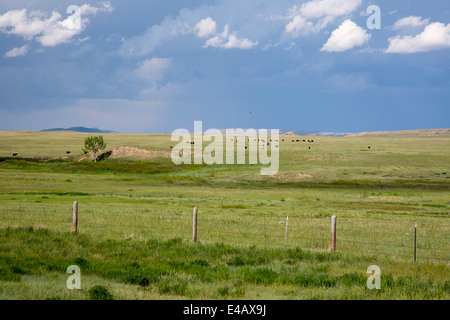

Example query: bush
[73,257,90,270]
[88,285,114,300]
[10,266,26,275]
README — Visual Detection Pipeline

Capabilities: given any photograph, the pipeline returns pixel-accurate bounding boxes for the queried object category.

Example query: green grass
[0,130,449,299]
[0,227,448,300]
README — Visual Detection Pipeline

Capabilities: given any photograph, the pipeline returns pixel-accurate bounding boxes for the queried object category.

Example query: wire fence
[0,202,449,264]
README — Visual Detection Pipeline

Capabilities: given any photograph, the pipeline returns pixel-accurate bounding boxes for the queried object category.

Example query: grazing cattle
[368,146,371,149]
[267,143,269,146]
[66,151,71,154]
[303,139,305,142]
[296,140,300,142]
[311,140,314,143]
[282,139,284,142]
[12,153,18,157]
[308,147,310,149]
[292,140,294,142]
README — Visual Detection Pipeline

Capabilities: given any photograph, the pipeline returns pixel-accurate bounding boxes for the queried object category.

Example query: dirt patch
[77,146,194,161]
[271,172,313,179]
[104,146,171,160]
[249,172,313,180]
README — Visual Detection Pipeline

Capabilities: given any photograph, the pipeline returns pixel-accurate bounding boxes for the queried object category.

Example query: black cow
[12,153,18,157]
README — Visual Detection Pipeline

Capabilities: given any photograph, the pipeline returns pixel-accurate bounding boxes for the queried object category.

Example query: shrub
[10,266,26,275]
[88,285,114,300]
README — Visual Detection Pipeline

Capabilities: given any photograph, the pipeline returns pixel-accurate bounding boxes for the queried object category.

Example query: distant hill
[346,128,450,137]
[41,126,117,133]
[280,130,310,136]
[308,132,352,137]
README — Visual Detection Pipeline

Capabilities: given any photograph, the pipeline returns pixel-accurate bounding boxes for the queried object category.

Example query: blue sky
[0,0,449,133]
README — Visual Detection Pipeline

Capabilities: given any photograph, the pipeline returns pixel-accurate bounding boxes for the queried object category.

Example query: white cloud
[0,3,113,48]
[37,16,87,47]
[195,17,216,38]
[80,2,114,15]
[134,57,172,83]
[222,34,258,49]
[285,0,361,37]
[200,20,258,49]
[202,24,258,49]
[386,22,450,53]
[285,15,316,35]
[120,3,266,55]
[4,44,29,57]
[392,16,429,30]
[300,0,361,19]
[0,9,61,40]
[321,19,370,52]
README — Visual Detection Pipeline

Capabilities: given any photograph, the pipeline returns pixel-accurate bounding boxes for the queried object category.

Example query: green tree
[82,136,106,162]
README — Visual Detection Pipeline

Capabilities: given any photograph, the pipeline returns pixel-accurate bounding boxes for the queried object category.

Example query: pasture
[0,130,449,300]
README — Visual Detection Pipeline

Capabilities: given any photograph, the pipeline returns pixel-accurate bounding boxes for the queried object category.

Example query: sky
[0,0,449,133]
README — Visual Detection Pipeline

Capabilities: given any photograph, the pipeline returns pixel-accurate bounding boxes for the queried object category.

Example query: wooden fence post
[193,207,198,242]
[414,222,417,262]
[72,201,78,233]
[285,216,289,249]
[331,215,336,252]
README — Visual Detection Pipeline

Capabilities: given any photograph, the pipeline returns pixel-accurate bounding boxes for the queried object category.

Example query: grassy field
[0,130,449,300]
